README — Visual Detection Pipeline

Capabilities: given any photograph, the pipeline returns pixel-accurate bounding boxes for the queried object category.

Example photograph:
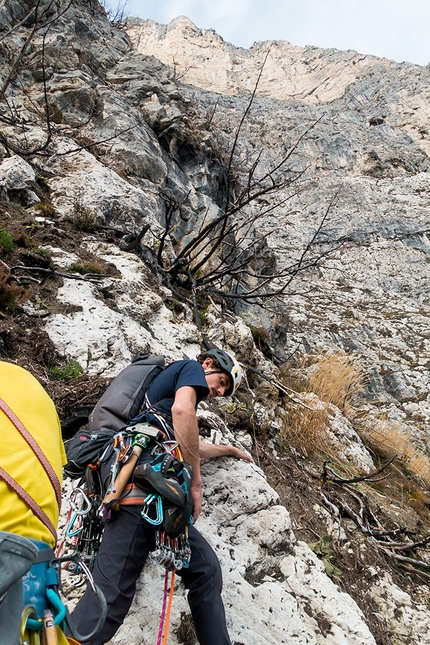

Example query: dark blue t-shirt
[136,360,209,437]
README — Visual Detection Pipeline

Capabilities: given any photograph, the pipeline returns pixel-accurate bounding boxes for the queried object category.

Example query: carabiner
[141,494,163,525]
[68,487,92,515]
[65,512,83,538]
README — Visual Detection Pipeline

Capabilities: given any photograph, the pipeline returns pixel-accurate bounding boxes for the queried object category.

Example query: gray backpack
[88,355,165,434]
[64,355,165,479]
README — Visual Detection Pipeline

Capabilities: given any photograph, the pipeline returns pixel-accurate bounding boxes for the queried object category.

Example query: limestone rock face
[0,155,39,204]
[128,17,390,104]
[2,3,430,644]
[128,15,430,456]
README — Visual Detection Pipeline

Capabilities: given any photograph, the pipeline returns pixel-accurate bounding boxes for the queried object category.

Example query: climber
[0,361,67,645]
[71,348,252,645]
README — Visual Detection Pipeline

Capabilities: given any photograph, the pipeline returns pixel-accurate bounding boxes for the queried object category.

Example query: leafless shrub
[0,266,30,310]
[71,198,98,232]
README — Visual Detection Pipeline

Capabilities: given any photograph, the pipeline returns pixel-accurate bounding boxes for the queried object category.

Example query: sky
[120,0,430,66]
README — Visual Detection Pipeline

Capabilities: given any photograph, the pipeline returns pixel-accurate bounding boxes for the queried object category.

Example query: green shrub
[198,310,207,328]
[0,229,14,253]
[34,248,53,265]
[34,201,56,217]
[308,535,342,579]
[68,262,104,275]
[49,359,83,381]
[220,402,250,414]
[35,174,49,187]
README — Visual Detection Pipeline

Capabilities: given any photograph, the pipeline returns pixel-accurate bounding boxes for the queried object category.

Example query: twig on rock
[10,265,107,284]
[322,456,396,485]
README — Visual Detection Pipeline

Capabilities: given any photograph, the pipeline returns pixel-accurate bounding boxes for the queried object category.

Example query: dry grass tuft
[0,268,31,311]
[282,398,328,456]
[281,352,365,456]
[361,420,430,484]
[306,352,365,413]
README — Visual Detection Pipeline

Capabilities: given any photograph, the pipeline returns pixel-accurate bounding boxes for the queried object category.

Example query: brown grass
[0,269,31,311]
[361,420,430,484]
[281,352,365,456]
[282,398,328,456]
[306,352,365,413]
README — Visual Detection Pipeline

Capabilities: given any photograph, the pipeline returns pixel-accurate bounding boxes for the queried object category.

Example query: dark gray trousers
[71,505,232,645]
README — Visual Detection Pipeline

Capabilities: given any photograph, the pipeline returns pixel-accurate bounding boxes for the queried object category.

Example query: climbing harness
[60,426,194,645]
[136,442,193,645]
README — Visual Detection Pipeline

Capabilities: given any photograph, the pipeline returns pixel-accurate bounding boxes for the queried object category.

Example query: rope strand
[157,570,169,645]
[162,571,175,645]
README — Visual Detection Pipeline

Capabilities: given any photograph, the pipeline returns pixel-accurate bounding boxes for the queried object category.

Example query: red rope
[157,570,169,645]
[162,571,175,645]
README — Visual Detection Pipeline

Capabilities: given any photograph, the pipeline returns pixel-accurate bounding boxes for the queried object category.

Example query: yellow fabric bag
[0,361,66,547]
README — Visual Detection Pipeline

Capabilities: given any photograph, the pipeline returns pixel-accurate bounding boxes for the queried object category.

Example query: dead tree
[151,113,342,318]
[133,46,344,322]
[0,0,74,155]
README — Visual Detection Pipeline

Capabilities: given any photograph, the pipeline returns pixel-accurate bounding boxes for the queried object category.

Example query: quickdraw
[153,528,191,645]
[152,528,191,572]
[147,441,193,645]
[65,487,92,538]
[57,482,103,585]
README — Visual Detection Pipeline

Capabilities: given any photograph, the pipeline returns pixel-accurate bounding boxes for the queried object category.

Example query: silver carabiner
[68,487,92,514]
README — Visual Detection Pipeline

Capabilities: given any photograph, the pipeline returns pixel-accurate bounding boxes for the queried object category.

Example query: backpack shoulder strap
[0,397,62,510]
[0,466,57,542]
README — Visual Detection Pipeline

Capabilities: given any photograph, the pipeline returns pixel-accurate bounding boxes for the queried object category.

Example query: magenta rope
[157,569,169,645]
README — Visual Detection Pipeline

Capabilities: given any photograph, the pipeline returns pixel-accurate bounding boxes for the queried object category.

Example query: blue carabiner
[26,588,67,631]
[65,512,83,538]
[141,494,163,525]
